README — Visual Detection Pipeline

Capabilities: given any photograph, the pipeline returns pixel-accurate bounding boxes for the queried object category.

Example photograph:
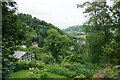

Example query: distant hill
[62,25,85,38]
[18,13,67,47]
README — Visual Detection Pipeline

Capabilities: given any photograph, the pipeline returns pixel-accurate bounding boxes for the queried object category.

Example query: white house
[14,51,35,61]
[21,45,26,48]
[69,46,74,51]
[32,42,38,47]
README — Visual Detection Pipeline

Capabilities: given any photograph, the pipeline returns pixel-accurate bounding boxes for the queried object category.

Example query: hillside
[18,13,67,47]
[62,25,86,39]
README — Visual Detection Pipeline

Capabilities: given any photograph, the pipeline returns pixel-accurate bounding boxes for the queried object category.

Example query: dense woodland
[2,1,120,79]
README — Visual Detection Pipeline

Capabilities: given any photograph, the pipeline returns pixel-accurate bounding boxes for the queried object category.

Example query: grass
[10,70,67,78]
[10,70,31,78]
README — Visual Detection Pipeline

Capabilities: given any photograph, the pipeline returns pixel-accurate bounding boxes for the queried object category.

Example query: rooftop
[14,51,26,59]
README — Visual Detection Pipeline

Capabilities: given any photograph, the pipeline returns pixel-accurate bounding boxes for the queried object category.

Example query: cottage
[14,51,35,61]
[69,46,74,51]
[82,41,86,44]
[32,42,38,47]
[21,45,26,48]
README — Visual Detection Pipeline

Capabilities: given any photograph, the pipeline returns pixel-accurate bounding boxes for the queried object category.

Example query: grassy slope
[10,70,67,78]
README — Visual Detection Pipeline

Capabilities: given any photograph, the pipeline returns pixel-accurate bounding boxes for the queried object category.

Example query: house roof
[32,42,38,45]
[14,51,26,59]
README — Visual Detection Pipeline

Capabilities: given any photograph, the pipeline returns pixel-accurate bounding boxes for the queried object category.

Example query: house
[14,51,35,61]
[32,42,38,47]
[69,46,74,51]
[21,45,26,48]
[82,41,86,44]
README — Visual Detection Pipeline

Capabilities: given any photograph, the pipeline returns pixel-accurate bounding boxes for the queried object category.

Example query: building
[32,42,38,47]
[14,51,35,61]
[82,41,86,44]
[69,46,74,51]
[21,45,26,48]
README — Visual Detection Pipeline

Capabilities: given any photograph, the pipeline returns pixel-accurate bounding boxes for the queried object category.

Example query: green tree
[102,38,120,65]
[44,29,71,62]
[79,2,113,63]
[2,1,25,78]
[26,38,32,47]
[28,46,41,60]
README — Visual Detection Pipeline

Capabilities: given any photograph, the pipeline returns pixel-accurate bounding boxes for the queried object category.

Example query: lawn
[10,70,68,78]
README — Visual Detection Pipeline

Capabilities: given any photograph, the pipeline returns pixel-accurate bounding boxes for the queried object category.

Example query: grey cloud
[17,0,92,29]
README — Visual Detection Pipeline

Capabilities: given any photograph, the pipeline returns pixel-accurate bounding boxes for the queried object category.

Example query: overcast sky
[16,0,112,29]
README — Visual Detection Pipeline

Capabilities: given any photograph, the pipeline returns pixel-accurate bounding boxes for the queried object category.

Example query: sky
[16,0,112,29]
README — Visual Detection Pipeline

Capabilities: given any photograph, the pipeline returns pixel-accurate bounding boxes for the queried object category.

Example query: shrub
[29,60,38,68]
[68,63,96,78]
[62,52,85,64]
[40,54,55,64]
[102,38,120,64]
[41,72,50,79]
[44,64,75,78]
[29,60,45,69]
[61,62,71,69]
[17,61,29,70]
[17,46,28,51]
[103,67,119,78]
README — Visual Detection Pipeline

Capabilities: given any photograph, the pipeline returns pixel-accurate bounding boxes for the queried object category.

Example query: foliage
[29,60,45,69]
[75,74,86,78]
[63,25,85,36]
[73,42,86,54]
[2,1,25,78]
[95,66,120,79]
[44,29,71,62]
[102,38,120,64]
[18,13,66,47]
[44,64,75,78]
[28,67,41,78]
[26,38,32,47]
[16,61,29,71]
[28,46,41,60]
[79,2,114,64]
[68,63,96,78]
[40,53,55,64]
[10,70,31,78]
[62,52,85,64]
[41,72,50,79]
[85,32,106,63]
[17,46,28,51]
[10,70,67,78]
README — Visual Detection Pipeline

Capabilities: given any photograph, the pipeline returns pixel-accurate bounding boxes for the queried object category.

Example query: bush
[41,72,50,79]
[17,46,28,51]
[62,52,85,64]
[29,60,38,68]
[44,64,75,78]
[17,61,29,71]
[68,63,96,78]
[40,54,56,64]
[29,60,45,69]
[61,62,71,69]
[102,38,120,64]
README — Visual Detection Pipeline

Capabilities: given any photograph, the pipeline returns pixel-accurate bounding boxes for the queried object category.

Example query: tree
[79,2,113,63]
[26,38,32,47]
[102,38,120,65]
[44,29,71,62]
[2,1,25,78]
[28,46,41,60]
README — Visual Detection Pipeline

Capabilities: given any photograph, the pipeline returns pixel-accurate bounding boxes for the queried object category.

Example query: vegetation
[63,25,86,42]
[10,70,67,78]
[2,0,120,79]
